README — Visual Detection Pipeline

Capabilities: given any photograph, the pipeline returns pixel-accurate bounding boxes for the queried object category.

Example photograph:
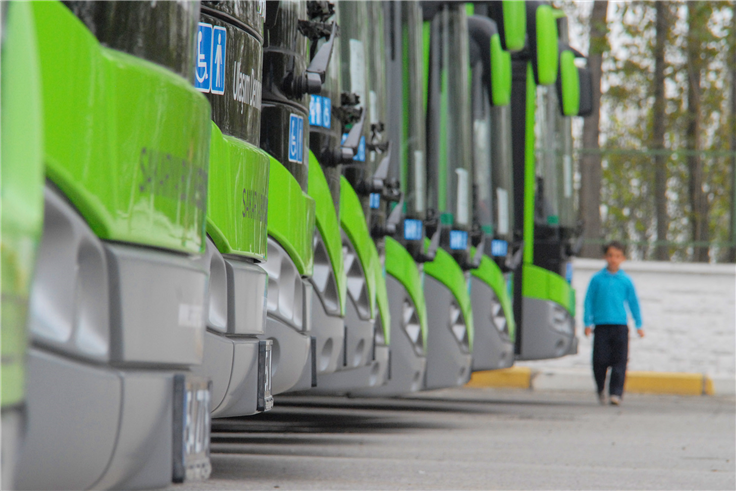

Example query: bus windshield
[536,84,574,230]
[401,2,427,219]
[472,68,515,245]
[426,4,472,230]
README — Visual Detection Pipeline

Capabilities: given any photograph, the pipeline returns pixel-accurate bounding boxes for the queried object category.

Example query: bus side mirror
[468,16,511,107]
[577,66,593,117]
[490,32,512,106]
[556,49,579,116]
[487,0,526,53]
[556,44,593,118]
[526,2,558,86]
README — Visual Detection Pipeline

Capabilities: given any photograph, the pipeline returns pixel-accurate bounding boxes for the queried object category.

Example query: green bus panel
[340,177,378,319]
[424,246,474,351]
[207,123,270,261]
[471,252,516,342]
[1,1,45,408]
[374,254,391,344]
[33,2,211,255]
[523,63,537,264]
[308,151,347,315]
[385,237,428,348]
[522,264,575,316]
[267,155,315,276]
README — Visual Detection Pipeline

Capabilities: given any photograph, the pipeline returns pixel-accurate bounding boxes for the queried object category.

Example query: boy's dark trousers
[592,324,629,397]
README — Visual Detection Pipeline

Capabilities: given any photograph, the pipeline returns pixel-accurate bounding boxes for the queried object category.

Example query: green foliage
[558,0,735,262]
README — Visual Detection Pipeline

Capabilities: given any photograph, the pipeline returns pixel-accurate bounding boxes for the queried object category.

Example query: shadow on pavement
[212,408,455,435]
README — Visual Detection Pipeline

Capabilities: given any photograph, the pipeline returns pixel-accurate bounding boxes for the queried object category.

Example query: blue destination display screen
[309,95,332,128]
[491,239,508,257]
[404,219,423,241]
[449,230,468,250]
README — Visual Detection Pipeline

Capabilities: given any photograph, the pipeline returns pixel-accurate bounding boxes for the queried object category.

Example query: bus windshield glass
[402,2,427,218]
[536,85,574,229]
[442,5,472,228]
[472,65,514,245]
[491,105,514,240]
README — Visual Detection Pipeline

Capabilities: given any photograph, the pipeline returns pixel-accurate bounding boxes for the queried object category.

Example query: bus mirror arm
[372,142,391,181]
[472,234,485,268]
[305,21,337,85]
[372,197,404,239]
[505,241,524,271]
[307,1,335,22]
[421,228,441,263]
[374,143,402,203]
[568,220,586,257]
[291,21,338,96]
[356,140,399,198]
[570,235,585,257]
[416,214,441,263]
[386,198,403,229]
[558,42,585,59]
[333,108,365,165]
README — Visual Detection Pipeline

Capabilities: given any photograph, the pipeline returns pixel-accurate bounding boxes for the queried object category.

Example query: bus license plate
[173,375,212,483]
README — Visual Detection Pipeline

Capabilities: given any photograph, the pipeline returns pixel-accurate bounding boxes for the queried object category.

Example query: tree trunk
[652,2,668,261]
[687,2,709,262]
[730,1,736,263]
[579,0,608,258]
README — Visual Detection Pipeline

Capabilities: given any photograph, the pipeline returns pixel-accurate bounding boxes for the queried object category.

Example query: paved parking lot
[176,388,735,490]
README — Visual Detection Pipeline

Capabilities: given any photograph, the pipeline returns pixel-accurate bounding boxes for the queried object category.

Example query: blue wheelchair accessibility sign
[196,23,226,94]
[195,23,213,92]
[288,114,304,164]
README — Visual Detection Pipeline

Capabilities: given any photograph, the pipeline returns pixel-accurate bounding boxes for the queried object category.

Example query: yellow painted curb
[465,368,718,396]
[466,367,531,389]
[624,371,705,396]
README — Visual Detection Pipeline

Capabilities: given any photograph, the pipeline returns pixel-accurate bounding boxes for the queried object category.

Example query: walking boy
[584,241,644,406]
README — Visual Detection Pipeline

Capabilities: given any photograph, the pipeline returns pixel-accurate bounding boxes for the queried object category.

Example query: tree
[730,1,736,263]
[652,2,669,261]
[561,0,733,262]
[579,0,608,258]
[686,2,710,262]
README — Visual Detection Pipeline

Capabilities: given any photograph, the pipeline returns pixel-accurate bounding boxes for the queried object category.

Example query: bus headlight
[402,297,424,356]
[449,300,470,354]
[489,292,508,334]
[311,231,340,316]
[550,304,573,335]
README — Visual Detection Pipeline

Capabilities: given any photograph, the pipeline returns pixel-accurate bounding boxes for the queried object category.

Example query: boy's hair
[603,240,626,255]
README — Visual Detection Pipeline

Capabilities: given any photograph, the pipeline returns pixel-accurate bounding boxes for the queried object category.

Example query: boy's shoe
[598,392,606,405]
[610,395,621,406]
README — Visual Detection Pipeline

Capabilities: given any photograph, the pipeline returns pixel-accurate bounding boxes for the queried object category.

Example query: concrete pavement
[175,388,735,490]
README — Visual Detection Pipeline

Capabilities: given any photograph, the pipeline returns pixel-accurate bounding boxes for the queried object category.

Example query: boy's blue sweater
[583,268,642,329]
